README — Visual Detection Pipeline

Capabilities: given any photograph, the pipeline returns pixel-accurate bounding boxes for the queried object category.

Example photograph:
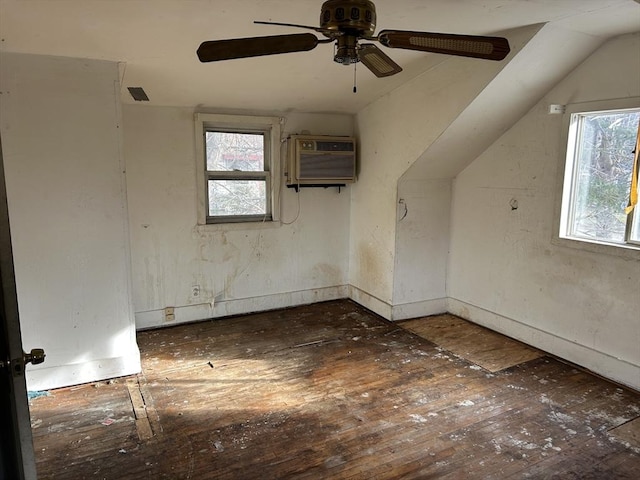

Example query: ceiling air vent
[127,87,149,102]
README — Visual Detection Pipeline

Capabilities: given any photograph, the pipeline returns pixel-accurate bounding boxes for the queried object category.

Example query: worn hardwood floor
[398,314,545,372]
[29,300,640,479]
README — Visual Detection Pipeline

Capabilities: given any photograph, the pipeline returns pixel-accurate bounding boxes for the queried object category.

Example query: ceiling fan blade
[254,20,336,36]
[197,33,319,62]
[377,30,510,61]
[358,44,403,78]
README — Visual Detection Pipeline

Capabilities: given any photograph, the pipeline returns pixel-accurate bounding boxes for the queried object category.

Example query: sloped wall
[350,25,546,318]
[392,25,602,319]
[448,33,640,389]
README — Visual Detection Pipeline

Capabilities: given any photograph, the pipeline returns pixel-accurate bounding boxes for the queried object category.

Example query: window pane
[205,131,264,171]
[570,111,640,242]
[208,180,266,217]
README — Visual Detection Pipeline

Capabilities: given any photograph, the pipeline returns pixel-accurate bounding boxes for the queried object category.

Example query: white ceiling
[1,0,639,114]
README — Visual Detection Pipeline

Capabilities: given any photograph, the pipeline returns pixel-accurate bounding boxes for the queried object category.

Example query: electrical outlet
[164,307,175,322]
[192,285,200,298]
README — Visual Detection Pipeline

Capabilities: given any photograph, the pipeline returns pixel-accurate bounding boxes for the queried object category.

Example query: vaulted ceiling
[1,0,639,113]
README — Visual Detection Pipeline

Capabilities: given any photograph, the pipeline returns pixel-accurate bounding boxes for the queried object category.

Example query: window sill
[194,219,282,233]
[551,235,640,260]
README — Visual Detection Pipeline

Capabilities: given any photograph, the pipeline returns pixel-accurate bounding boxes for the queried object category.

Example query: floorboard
[29,300,640,479]
[398,314,544,372]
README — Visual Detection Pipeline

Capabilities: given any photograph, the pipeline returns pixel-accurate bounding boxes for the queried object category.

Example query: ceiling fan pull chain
[353,61,357,93]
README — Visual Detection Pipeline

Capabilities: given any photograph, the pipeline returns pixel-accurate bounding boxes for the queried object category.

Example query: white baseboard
[26,346,141,391]
[135,285,350,330]
[447,298,640,391]
[348,285,392,319]
[135,302,215,330]
[348,286,446,321]
[213,285,349,318]
[391,298,447,320]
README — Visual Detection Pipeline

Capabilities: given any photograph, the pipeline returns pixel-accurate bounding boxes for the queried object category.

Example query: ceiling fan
[197,0,511,79]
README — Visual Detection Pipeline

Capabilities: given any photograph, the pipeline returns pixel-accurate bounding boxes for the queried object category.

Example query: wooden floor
[29,300,640,479]
[398,314,545,372]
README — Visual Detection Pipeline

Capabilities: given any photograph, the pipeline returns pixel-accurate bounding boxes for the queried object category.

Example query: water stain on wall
[312,263,343,286]
[356,241,387,296]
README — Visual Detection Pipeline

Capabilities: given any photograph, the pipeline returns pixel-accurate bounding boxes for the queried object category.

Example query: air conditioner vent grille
[299,153,355,179]
[287,135,356,186]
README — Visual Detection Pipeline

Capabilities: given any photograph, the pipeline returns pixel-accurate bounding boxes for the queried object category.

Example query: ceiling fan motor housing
[321,0,377,65]
[320,0,377,37]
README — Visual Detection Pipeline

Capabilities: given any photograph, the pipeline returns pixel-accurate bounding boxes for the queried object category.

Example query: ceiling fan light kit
[197,0,510,79]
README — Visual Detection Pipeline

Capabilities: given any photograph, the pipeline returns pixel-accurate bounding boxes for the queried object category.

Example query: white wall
[448,33,640,389]
[123,106,353,328]
[352,24,604,321]
[349,39,518,317]
[391,178,451,318]
[0,53,140,390]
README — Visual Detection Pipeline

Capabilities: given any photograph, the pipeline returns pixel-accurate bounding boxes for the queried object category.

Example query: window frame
[554,97,640,258]
[195,113,281,226]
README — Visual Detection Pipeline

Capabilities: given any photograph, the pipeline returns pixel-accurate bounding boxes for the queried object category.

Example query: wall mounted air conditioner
[286,135,356,188]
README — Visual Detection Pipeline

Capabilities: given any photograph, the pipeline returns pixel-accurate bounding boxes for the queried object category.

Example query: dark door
[0,135,39,479]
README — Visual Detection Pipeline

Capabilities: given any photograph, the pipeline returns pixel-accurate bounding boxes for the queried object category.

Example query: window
[559,104,640,249]
[195,114,281,224]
